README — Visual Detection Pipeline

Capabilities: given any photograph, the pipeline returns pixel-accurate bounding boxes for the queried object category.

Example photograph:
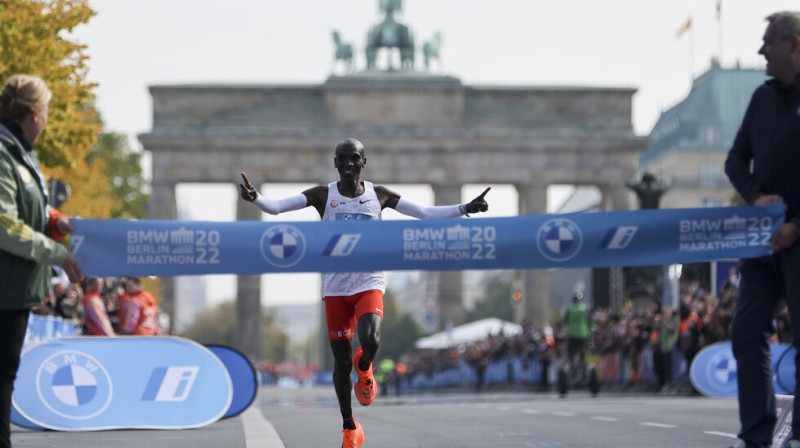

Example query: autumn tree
[92,131,150,218]
[0,0,115,218]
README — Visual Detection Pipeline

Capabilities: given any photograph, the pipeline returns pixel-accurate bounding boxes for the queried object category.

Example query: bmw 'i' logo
[536,218,583,262]
[260,225,307,268]
[35,350,113,420]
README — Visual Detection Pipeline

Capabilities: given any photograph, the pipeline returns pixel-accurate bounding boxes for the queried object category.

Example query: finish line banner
[71,203,784,277]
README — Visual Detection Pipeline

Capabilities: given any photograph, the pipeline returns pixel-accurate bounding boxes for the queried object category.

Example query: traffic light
[511,289,522,305]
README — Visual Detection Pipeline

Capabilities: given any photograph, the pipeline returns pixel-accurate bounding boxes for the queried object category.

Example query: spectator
[81,277,115,336]
[564,293,590,384]
[0,74,83,448]
[119,277,160,335]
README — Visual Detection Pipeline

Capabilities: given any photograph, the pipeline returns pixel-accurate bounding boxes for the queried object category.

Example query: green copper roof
[639,64,767,166]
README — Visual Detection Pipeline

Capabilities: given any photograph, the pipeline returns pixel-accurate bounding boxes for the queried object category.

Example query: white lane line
[551,411,576,417]
[590,416,620,422]
[522,409,542,414]
[242,406,285,448]
[704,431,738,439]
[639,422,677,428]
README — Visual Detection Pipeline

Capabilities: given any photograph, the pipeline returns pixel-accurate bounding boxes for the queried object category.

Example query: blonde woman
[0,74,82,448]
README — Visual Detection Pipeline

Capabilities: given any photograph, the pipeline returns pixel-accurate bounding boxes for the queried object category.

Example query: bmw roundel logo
[706,352,738,392]
[260,225,307,268]
[36,350,113,420]
[536,218,583,262]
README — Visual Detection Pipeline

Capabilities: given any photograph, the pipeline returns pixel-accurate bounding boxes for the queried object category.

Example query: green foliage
[261,307,289,363]
[466,276,514,322]
[0,0,125,219]
[181,301,290,362]
[92,132,150,218]
[181,301,236,345]
[375,289,421,361]
[1,0,98,167]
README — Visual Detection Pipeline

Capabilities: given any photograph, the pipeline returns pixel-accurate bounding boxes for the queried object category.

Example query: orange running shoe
[353,346,377,406]
[341,419,365,448]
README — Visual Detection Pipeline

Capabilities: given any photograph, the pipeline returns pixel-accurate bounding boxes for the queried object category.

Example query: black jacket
[725,75,800,222]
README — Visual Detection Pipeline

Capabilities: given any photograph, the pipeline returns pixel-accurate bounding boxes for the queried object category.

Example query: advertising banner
[205,345,258,418]
[71,203,784,277]
[689,341,791,397]
[12,336,232,431]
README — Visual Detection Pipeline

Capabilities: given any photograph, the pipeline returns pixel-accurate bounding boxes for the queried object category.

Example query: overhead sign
[70,203,784,277]
[12,336,232,431]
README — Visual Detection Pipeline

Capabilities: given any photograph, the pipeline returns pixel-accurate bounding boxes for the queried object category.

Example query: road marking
[242,406,285,448]
[704,430,738,439]
[590,416,620,422]
[522,409,542,414]
[639,422,677,428]
[551,411,576,417]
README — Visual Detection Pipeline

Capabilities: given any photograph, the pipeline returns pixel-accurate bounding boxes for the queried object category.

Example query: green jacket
[0,122,68,310]
[565,303,590,339]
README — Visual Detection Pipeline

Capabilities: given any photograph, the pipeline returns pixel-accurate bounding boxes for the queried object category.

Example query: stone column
[608,185,634,211]
[598,184,631,310]
[149,181,177,333]
[431,183,464,331]
[517,184,550,328]
[235,199,263,360]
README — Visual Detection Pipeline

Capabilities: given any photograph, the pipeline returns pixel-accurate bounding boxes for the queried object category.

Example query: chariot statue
[422,31,442,71]
[365,0,415,70]
[331,30,354,72]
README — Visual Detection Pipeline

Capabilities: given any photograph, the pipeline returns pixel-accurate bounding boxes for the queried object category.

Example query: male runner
[240,137,490,448]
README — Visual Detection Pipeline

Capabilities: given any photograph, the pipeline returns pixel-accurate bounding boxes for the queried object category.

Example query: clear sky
[70,0,797,308]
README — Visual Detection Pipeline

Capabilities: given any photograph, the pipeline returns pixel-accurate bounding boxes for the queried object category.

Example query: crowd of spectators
[31,271,161,337]
[401,279,789,393]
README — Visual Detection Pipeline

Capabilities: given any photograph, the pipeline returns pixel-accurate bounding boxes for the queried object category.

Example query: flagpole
[690,22,695,83]
[717,0,723,65]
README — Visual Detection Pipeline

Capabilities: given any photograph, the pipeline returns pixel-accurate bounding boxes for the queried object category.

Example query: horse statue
[422,32,442,71]
[331,30,354,73]
[365,0,415,70]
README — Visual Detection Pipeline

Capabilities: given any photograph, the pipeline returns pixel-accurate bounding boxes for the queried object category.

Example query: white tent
[414,318,522,349]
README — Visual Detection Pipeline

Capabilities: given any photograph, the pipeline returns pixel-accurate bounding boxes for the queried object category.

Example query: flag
[676,17,693,39]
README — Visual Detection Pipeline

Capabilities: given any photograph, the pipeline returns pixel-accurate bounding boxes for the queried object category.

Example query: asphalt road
[12,385,746,448]
[260,386,743,448]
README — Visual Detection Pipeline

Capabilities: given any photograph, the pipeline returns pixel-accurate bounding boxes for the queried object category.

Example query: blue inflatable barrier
[689,342,791,397]
[775,346,796,395]
[12,336,232,431]
[205,345,258,418]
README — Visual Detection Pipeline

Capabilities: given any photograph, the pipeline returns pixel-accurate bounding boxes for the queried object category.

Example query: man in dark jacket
[724,11,800,448]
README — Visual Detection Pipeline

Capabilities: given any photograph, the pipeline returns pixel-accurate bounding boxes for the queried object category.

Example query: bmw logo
[536,218,583,262]
[706,352,738,393]
[260,225,307,268]
[35,350,112,420]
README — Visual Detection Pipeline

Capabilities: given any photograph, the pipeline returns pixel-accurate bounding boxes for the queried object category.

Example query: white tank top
[321,181,386,297]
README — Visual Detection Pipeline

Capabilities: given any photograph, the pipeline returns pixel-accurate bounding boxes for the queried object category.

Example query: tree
[466,276,514,323]
[91,131,150,218]
[0,0,117,218]
[181,300,290,363]
[375,289,422,361]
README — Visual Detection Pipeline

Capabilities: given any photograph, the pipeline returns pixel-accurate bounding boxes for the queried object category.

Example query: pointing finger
[476,187,491,200]
[240,172,253,189]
